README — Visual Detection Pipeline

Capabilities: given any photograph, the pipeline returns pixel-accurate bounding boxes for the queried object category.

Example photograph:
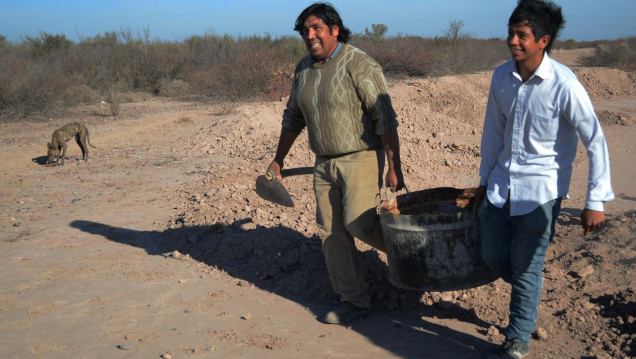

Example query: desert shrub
[0,31,508,121]
[353,35,508,77]
[0,48,75,121]
[25,32,73,58]
[440,20,468,46]
[432,38,510,76]
[0,34,7,52]
[184,33,237,65]
[582,37,636,71]
[556,39,578,50]
[59,84,100,105]
[364,24,389,41]
[158,78,190,98]
[118,91,154,103]
[73,33,192,96]
[184,34,295,103]
[125,41,189,93]
[1,27,632,122]
[352,36,435,77]
[107,85,120,116]
[276,35,306,63]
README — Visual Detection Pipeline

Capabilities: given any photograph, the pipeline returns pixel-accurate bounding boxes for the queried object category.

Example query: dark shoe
[486,340,529,359]
[323,302,370,325]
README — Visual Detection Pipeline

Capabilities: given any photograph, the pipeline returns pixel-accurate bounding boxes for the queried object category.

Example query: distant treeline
[0,28,633,122]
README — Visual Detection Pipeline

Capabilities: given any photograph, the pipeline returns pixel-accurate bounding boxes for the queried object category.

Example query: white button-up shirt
[479,54,614,216]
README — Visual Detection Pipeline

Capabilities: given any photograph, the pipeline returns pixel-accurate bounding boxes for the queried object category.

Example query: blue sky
[1,0,634,43]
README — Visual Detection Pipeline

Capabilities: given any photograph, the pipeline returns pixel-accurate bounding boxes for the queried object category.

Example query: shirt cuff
[585,200,604,212]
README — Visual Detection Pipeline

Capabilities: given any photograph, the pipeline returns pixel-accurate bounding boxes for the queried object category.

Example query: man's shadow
[71,218,498,358]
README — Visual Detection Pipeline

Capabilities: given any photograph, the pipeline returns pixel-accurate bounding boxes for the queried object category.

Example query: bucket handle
[377,185,409,214]
[380,185,409,201]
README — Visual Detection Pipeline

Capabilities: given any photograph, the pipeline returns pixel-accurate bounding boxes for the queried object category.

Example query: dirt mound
[575,67,636,99]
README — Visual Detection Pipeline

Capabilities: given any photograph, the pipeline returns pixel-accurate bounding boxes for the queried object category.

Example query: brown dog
[46,122,96,166]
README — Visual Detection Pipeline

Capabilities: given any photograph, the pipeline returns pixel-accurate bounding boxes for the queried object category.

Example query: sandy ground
[0,49,634,359]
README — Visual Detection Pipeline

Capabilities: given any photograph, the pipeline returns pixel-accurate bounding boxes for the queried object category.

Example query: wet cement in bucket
[380,187,497,291]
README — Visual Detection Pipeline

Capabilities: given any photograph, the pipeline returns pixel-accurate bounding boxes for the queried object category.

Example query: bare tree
[444,20,465,44]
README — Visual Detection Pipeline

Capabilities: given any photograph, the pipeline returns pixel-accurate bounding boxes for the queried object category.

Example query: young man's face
[507,21,549,65]
[301,15,339,63]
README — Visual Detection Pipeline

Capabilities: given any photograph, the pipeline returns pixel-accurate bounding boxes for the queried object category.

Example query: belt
[320,151,358,160]
[319,145,380,160]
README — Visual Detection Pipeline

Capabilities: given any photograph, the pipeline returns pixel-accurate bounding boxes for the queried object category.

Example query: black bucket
[380,187,497,291]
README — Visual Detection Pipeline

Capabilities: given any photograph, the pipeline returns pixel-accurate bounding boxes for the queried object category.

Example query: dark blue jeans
[478,197,561,343]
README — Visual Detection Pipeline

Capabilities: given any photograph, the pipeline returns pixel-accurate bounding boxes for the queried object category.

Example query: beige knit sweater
[282,43,399,156]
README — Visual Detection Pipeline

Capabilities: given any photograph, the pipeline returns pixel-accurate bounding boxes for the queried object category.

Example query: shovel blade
[255,174,294,207]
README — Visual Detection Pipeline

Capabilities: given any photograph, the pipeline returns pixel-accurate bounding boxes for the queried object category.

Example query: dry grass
[581,37,636,71]
[0,31,633,123]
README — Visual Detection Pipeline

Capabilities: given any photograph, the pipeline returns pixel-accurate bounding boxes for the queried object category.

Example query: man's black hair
[509,0,565,53]
[294,2,351,43]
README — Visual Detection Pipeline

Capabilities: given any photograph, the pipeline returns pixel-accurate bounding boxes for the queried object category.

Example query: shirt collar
[533,53,553,80]
[313,42,342,63]
[509,52,553,82]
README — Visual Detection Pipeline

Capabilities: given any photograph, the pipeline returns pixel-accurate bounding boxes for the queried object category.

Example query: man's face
[301,15,339,63]
[507,21,549,65]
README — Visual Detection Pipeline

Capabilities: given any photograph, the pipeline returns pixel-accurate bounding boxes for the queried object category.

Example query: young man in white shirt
[475,0,614,358]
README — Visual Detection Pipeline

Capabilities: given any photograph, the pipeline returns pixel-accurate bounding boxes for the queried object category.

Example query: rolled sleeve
[585,200,604,212]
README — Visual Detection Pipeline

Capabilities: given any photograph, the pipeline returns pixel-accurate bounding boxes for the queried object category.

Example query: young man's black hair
[508,0,565,53]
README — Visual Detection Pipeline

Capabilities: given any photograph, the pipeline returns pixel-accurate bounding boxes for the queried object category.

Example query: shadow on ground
[71,218,499,358]
[31,155,49,165]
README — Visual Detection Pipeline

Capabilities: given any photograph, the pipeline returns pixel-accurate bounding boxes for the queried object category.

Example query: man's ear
[539,34,550,50]
[330,25,340,38]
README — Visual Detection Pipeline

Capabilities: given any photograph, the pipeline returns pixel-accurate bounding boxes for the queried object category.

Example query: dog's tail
[87,128,96,148]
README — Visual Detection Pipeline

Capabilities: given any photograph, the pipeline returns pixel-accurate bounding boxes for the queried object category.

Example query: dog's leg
[76,133,88,162]
[46,142,53,164]
[59,142,68,166]
[53,143,61,165]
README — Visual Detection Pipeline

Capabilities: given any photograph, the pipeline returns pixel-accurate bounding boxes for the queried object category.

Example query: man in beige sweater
[266,2,405,325]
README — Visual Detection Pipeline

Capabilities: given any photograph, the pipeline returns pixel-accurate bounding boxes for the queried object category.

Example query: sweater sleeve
[352,56,399,135]
[281,59,309,132]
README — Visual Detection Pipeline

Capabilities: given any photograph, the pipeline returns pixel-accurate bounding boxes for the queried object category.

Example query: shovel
[255,166,313,207]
